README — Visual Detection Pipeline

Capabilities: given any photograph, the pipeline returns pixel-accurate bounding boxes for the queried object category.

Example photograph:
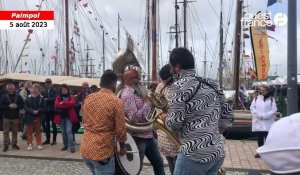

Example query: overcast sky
[1,0,299,79]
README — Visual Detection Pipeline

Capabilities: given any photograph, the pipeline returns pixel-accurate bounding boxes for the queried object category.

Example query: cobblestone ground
[0,157,270,175]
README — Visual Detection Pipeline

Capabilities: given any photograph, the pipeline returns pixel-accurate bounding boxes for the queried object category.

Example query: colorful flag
[247,68,257,80]
[51,55,57,60]
[83,3,88,7]
[267,0,281,7]
[250,12,270,81]
[243,33,250,38]
[266,24,276,32]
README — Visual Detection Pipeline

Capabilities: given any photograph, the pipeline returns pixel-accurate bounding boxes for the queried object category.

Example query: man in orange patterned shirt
[81,70,127,175]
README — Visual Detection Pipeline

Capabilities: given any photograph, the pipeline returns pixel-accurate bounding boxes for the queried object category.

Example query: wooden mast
[219,0,224,88]
[233,0,243,106]
[65,0,70,76]
[151,0,157,82]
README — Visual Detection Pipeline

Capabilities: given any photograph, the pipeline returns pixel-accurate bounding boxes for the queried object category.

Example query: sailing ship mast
[151,0,157,82]
[65,0,70,76]
[233,0,243,106]
[219,0,224,88]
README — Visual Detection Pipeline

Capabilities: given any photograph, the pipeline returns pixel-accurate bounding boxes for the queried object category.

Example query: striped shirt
[166,69,234,163]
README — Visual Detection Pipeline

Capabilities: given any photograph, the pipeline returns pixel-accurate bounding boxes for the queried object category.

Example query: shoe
[61,146,68,151]
[70,148,75,153]
[51,140,57,145]
[27,144,33,151]
[42,140,50,145]
[37,145,43,150]
[255,153,261,158]
[3,146,8,152]
[12,144,20,150]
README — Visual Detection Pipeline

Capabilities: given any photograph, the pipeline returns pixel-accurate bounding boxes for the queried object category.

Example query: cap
[45,78,52,83]
[124,65,141,74]
[256,113,300,174]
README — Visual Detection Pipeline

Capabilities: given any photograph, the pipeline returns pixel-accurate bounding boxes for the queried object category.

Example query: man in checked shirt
[81,70,127,175]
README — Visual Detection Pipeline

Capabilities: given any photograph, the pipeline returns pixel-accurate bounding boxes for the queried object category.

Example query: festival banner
[250,13,270,81]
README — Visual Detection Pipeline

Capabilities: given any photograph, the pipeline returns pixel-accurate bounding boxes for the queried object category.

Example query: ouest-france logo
[241,12,287,27]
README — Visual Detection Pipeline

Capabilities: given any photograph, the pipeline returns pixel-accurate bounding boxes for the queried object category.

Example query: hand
[118,147,127,156]
[9,103,17,109]
[160,113,168,124]
[59,102,63,105]
[33,110,39,115]
[146,99,153,107]
[219,127,227,134]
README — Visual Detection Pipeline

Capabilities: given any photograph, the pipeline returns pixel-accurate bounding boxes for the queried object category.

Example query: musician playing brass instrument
[164,48,234,175]
[155,64,178,175]
[120,65,165,175]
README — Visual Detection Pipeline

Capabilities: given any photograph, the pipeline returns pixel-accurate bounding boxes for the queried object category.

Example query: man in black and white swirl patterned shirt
[165,47,234,175]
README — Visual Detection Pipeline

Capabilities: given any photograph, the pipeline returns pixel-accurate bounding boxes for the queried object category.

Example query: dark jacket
[0,93,24,119]
[75,90,91,118]
[24,95,45,124]
[41,87,57,113]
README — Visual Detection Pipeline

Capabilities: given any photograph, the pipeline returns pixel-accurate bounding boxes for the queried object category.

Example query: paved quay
[0,132,272,174]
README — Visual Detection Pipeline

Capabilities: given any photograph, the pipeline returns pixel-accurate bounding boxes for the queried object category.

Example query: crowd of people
[0,79,98,153]
[0,47,296,175]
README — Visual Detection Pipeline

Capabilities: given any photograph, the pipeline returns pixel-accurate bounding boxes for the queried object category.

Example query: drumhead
[115,133,140,175]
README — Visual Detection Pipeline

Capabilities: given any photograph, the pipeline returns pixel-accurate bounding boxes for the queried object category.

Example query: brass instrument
[125,90,181,150]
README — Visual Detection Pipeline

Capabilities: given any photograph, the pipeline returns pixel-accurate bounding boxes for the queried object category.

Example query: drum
[115,133,140,175]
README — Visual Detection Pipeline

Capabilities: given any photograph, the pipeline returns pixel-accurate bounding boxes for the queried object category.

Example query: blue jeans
[60,117,74,148]
[174,152,224,175]
[133,137,165,175]
[83,156,115,175]
[166,156,177,175]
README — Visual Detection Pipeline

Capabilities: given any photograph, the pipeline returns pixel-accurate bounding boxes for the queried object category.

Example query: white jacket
[250,95,277,132]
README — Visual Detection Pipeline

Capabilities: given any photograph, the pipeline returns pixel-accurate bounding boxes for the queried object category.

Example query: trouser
[166,156,177,175]
[3,118,19,146]
[83,156,115,175]
[43,112,57,141]
[27,118,42,145]
[60,117,74,148]
[20,113,27,137]
[255,131,268,147]
[133,136,165,175]
[174,152,224,175]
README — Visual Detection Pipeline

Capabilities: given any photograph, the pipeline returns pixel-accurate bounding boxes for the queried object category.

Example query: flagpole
[287,0,298,115]
[13,32,31,72]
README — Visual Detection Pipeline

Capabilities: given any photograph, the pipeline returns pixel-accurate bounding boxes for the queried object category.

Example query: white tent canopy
[0,73,100,87]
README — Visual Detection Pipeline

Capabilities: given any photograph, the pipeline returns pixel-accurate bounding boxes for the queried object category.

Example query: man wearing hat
[41,78,58,145]
[119,65,165,175]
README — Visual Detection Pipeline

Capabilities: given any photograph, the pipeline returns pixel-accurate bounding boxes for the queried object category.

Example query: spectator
[54,84,77,153]
[24,83,45,150]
